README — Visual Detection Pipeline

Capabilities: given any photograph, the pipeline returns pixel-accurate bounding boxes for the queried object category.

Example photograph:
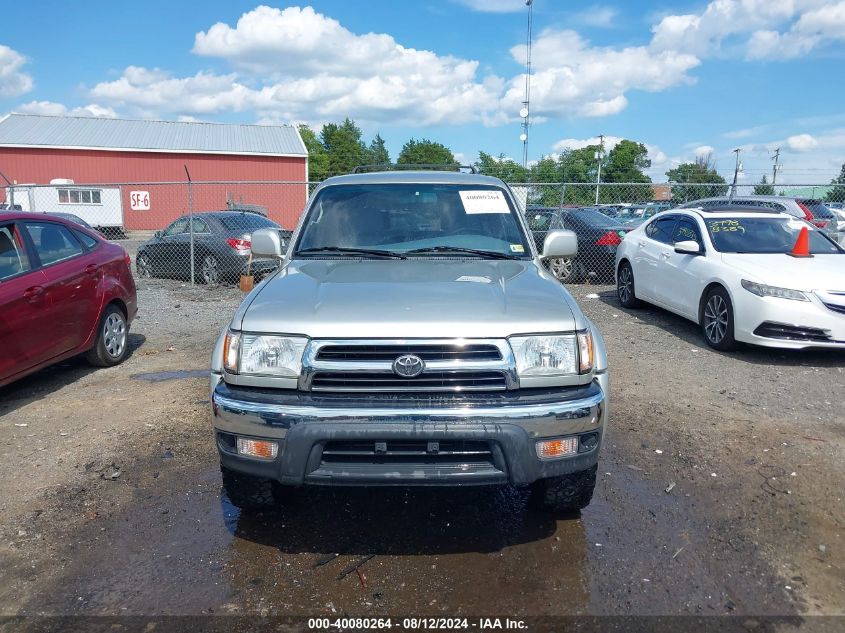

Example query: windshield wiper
[296,246,407,260]
[405,246,520,260]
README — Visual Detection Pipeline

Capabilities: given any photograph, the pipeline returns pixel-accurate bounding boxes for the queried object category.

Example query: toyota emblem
[392,354,425,378]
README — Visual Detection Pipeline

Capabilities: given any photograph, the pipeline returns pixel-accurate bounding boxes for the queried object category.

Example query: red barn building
[0,113,309,231]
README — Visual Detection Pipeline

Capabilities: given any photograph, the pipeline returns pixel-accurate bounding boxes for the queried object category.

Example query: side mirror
[674,240,702,255]
[154,231,162,238]
[541,229,578,259]
[251,228,285,259]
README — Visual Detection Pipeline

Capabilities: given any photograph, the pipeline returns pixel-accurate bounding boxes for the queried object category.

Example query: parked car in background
[211,169,609,513]
[619,205,662,227]
[825,205,845,246]
[527,206,631,282]
[677,196,836,232]
[0,212,137,387]
[28,211,94,230]
[136,211,291,284]
[615,206,845,350]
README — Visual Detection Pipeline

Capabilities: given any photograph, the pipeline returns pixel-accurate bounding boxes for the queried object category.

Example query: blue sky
[1,0,845,184]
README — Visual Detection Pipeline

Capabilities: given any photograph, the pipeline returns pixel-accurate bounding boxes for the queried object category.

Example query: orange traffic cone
[789,226,812,258]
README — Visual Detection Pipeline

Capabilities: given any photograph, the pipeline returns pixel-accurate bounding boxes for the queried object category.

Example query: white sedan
[614,207,845,350]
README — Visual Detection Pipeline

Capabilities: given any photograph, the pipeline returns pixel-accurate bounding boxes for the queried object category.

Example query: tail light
[123,250,131,268]
[797,202,815,222]
[595,231,623,246]
[226,237,251,253]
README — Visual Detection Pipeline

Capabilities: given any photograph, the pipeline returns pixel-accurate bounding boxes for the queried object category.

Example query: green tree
[826,163,845,203]
[557,146,603,205]
[601,140,652,203]
[397,138,458,167]
[298,124,329,182]
[474,151,528,182]
[529,156,565,206]
[367,133,390,166]
[753,174,775,195]
[665,154,729,203]
[321,118,367,177]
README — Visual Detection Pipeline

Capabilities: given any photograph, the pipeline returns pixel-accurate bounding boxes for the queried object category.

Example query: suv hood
[237,259,583,338]
[720,253,845,291]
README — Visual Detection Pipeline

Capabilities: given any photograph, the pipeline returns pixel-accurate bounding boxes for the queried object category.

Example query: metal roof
[0,114,307,157]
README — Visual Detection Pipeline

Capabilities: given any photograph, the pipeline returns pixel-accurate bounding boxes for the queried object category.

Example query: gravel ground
[0,278,842,624]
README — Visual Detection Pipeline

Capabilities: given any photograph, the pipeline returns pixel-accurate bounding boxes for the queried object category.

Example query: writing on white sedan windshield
[704,217,841,254]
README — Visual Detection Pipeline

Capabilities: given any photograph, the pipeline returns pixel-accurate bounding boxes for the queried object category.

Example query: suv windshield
[295,183,531,258]
[704,217,842,254]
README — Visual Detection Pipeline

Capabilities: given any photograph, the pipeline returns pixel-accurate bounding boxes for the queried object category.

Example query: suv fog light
[579,432,599,452]
[536,437,578,460]
[237,438,278,459]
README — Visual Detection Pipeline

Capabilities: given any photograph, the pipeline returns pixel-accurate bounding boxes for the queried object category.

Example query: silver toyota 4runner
[210,170,609,512]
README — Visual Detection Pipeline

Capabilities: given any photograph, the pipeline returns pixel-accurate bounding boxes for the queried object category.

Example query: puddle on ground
[130,369,207,382]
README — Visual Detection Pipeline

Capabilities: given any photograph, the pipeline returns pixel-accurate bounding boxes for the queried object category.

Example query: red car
[0,212,138,387]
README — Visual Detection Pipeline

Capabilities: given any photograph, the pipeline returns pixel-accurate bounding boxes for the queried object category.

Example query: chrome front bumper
[210,372,608,486]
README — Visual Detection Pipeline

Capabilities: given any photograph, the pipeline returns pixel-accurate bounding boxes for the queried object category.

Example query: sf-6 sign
[129,191,150,211]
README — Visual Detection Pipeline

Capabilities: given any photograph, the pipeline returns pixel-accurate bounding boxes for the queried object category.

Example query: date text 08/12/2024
[307,617,528,630]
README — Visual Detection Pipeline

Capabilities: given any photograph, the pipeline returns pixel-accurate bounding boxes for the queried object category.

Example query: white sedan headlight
[509,332,593,376]
[741,280,809,302]
[223,331,307,376]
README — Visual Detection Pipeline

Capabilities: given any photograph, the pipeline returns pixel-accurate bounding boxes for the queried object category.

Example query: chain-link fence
[2,179,842,286]
[2,180,313,285]
[511,182,845,283]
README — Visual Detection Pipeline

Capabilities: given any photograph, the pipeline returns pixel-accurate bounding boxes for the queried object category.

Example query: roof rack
[351,163,477,174]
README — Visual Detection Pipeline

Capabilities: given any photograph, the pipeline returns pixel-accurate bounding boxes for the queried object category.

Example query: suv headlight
[741,280,809,301]
[223,331,308,376]
[509,332,594,376]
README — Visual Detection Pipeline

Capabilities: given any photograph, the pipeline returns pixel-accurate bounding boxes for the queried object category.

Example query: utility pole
[595,134,605,204]
[520,0,533,170]
[771,147,780,186]
[730,148,742,198]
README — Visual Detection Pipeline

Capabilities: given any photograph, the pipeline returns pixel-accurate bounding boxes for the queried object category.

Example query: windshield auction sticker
[459,190,510,214]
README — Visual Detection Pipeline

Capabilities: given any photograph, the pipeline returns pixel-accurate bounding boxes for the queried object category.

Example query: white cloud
[694,145,716,157]
[90,67,257,115]
[0,44,33,98]
[722,125,767,139]
[648,0,845,61]
[553,135,623,153]
[505,29,699,119]
[15,100,117,118]
[747,1,845,59]
[451,0,526,13]
[575,6,618,28]
[787,133,819,152]
[182,6,502,125]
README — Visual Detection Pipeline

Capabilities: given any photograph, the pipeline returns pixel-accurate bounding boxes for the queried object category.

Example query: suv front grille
[316,343,502,362]
[302,339,515,393]
[310,370,507,392]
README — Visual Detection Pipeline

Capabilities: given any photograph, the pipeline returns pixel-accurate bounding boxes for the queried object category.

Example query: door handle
[660,252,671,259]
[24,286,46,302]
[637,241,646,248]
[84,264,98,275]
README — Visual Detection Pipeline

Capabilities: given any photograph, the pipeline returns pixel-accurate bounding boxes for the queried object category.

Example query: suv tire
[221,466,276,511]
[532,465,597,511]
